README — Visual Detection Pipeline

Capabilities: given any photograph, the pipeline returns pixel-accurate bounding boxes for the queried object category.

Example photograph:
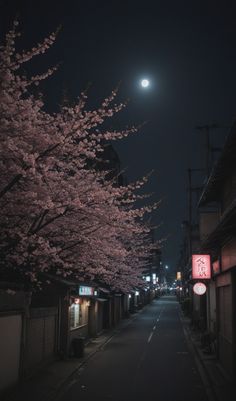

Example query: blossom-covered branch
[0,22,161,292]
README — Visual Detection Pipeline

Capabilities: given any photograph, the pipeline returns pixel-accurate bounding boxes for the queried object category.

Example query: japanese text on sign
[192,254,211,279]
[193,282,207,295]
[79,286,94,296]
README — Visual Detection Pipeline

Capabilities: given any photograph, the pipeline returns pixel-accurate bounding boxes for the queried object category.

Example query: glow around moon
[141,78,150,88]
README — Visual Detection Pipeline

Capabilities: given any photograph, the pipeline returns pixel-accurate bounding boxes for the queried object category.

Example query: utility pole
[187,168,192,258]
[187,168,205,257]
[196,123,230,176]
[195,124,221,176]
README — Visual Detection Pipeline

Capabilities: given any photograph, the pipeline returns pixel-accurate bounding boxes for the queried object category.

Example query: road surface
[59,296,209,401]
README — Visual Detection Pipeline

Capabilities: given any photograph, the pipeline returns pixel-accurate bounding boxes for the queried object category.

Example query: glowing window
[69,303,81,329]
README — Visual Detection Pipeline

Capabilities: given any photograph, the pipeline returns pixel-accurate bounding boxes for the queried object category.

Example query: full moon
[141,79,150,88]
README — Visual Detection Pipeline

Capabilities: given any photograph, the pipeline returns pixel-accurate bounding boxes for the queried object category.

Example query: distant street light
[165,265,168,269]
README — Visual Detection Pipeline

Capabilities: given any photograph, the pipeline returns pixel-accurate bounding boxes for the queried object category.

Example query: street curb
[47,306,147,401]
[178,308,218,401]
[2,302,153,401]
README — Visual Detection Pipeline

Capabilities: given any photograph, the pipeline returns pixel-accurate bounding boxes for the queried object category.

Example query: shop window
[69,303,82,329]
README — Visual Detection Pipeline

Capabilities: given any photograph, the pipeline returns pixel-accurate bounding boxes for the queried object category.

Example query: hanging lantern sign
[192,254,211,279]
[193,282,207,296]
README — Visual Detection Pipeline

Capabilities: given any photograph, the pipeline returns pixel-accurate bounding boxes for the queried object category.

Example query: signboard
[192,254,211,279]
[79,286,94,296]
[193,282,207,295]
[177,272,181,280]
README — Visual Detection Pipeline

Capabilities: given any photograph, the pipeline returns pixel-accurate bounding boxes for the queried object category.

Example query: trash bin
[72,337,85,358]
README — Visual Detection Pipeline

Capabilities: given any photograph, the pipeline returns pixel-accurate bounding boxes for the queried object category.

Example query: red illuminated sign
[193,282,207,295]
[212,259,220,275]
[192,254,211,279]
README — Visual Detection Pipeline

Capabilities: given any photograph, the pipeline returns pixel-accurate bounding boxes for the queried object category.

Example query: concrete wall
[24,307,57,376]
[0,314,22,391]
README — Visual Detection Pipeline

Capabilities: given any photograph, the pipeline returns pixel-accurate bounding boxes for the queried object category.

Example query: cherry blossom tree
[0,22,160,292]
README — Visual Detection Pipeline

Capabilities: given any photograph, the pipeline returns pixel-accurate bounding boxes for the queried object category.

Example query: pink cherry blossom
[0,22,161,293]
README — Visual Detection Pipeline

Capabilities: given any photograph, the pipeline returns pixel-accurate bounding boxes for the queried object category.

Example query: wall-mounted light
[74,298,81,305]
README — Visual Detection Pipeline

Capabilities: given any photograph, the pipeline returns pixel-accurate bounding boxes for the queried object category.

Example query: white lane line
[156,307,164,322]
[147,332,153,343]
[147,306,166,344]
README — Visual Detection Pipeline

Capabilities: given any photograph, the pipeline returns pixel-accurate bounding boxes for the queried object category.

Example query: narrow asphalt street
[58,296,209,401]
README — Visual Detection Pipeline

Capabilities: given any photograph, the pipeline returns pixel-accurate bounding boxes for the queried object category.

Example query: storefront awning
[98,287,110,294]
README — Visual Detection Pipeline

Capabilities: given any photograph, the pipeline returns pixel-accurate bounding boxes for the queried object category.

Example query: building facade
[177,122,236,379]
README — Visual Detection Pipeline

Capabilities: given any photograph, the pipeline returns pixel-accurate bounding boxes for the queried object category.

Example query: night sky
[1,0,236,272]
